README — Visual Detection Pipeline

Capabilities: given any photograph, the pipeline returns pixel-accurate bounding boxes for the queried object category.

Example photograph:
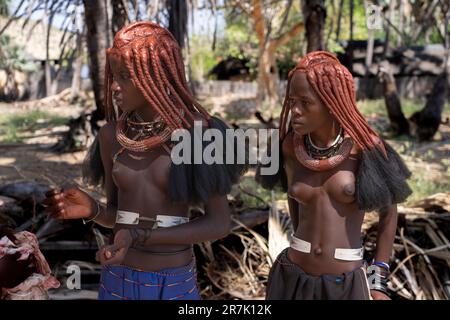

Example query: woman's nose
[292,104,303,116]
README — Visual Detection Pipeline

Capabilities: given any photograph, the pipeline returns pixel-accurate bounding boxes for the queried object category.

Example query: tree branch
[233,0,252,17]
[270,21,304,50]
[274,0,294,39]
[251,0,266,44]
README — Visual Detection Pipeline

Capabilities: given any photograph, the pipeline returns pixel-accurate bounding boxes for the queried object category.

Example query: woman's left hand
[96,229,132,265]
[370,290,391,300]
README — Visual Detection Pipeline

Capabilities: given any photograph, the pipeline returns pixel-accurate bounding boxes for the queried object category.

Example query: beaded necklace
[293,128,353,171]
[113,110,177,163]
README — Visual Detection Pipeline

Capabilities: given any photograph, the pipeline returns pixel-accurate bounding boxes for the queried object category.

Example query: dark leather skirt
[266,248,371,300]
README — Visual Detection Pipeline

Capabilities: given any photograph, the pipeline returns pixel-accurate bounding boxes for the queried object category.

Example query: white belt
[154,215,189,228]
[290,235,311,253]
[116,210,189,228]
[290,234,363,262]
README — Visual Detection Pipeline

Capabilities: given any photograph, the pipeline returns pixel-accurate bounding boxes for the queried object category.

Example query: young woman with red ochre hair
[43,22,246,300]
[258,51,411,300]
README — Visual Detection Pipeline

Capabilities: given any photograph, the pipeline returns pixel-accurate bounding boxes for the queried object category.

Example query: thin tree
[301,0,326,52]
[228,0,304,108]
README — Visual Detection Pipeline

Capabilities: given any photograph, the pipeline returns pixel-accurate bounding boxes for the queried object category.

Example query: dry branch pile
[198,193,450,300]
[364,193,450,300]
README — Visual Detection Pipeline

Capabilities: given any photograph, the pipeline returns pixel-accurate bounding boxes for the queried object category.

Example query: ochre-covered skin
[43,22,231,272]
[103,21,211,151]
[280,51,387,156]
[277,52,398,300]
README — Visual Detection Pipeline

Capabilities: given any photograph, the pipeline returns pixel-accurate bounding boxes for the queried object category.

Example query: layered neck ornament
[293,128,354,171]
[115,110,181,153]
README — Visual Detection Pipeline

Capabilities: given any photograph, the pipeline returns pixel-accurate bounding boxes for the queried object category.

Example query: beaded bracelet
[372,259,390,271]
[367,264,390,295]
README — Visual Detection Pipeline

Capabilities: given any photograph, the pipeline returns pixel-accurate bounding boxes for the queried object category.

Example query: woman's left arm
[370,204,398,300]
[143,194,231,245]
[374,205,398,263]
[97,194,231,264]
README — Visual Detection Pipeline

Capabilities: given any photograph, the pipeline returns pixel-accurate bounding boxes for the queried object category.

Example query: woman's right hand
[42,186,96,220]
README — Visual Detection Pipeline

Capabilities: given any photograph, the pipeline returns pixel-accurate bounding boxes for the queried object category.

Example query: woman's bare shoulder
[282,130,295,159]
[98,121,117,142]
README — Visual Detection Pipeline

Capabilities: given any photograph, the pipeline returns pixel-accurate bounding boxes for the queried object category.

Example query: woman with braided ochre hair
[257,51,411,300]
[42,21,245,300]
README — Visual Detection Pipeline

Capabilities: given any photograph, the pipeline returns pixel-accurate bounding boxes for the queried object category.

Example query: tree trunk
[111,0,128,36]
[409,9,450,141]
[325,0,335,50]
[50,0,108,153]
[363,26,375,99]
[378,62,410,136]
[82,0,109,128]
[167,0,188,48]
[70,31,83,102]
[302,0,326,52]
[248,0,303,110]
[43,2,52,97]
[335,0,344,42]
[409,73,448,141]
[257,46,280,106]
[348,0,354,73]
[382,0,396,59]
[397,0,404,47]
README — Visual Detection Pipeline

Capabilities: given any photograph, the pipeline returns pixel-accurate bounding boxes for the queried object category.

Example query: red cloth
[0,231,60,300]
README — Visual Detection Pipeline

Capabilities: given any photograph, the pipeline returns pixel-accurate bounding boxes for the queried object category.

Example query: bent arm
[374,205,398,263]
[140,194,231,246]
[89,124,118,228]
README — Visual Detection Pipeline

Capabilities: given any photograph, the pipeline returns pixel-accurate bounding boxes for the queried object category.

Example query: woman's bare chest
[111,146,171,192]
[286,156,359,205]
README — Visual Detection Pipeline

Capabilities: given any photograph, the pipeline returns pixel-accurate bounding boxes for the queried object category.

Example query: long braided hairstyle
[260,51,411,211]
[280,51,386,156]
[84,21,247,204]
[104,22,210,140]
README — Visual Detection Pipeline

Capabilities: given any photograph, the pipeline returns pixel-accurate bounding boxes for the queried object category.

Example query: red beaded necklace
[293,130,354,171]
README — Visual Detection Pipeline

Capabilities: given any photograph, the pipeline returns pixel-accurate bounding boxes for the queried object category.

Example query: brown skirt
[266,249,371,300]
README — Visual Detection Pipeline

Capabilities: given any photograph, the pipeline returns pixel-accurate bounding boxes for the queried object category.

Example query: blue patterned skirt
[98,259,201,300]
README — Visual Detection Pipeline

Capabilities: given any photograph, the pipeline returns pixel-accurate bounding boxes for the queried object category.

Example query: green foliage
[189,36,221,81]
[358,99,450,118]
[0,35,37,72]
[406,176,449,204]
[216,21,259,76]
[0,110,69,143]
[0,0,10,16]
[190,0,447,81]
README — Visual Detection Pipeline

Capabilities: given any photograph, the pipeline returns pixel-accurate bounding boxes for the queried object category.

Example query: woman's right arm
[89,122,118,228]
[43,122,118,228]
[282,131,299,232]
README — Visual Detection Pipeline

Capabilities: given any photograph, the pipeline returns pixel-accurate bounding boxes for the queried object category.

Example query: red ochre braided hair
[280,51,386,156]
[104,22,210,134]
[258,51,412,212]
[83,21,247,204]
